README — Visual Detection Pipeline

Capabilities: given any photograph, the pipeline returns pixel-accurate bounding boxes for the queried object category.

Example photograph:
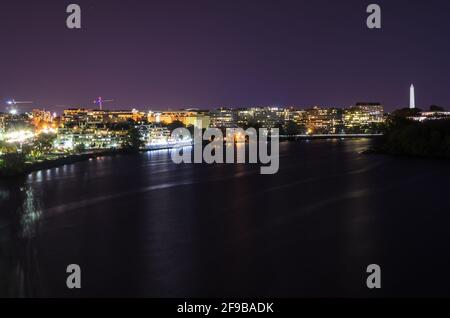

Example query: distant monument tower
[410,84,416,109]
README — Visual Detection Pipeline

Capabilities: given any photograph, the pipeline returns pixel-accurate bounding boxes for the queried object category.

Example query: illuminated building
[147,110,210,128]
[55,125,128,150]
[184,114,210,128]
[409,111,450,122]
[62,108,146,126]
[56,118,175,151]
[0,112,33,132]
[107,109,145,123]
[31,109,55,133]
[148,110,193,124]
[235,108,254,127]
[209,108,238,128]
[0,112,35,144]
[62,109,90,126]
[343,103,384,133]
[31,109,52,124]
[4,130,35,144]
[137,124,172,147]
[253,107,284,128]
[235,107,286,129]
[304,107,343,134]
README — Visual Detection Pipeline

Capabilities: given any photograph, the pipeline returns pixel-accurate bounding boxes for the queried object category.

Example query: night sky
[1,0,450,112]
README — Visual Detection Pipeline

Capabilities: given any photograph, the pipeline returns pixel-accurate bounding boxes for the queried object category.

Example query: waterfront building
[56,117,177,151]
[55,124,128,150]
[343,103,384,133]
[137,124,172,147]
[305,107,343,134]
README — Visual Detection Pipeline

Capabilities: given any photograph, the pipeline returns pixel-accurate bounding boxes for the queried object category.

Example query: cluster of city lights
[4,130,35,144]
[39,127,57,134]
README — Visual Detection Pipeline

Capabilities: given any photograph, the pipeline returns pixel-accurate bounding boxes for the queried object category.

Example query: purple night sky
[1,0,450,112]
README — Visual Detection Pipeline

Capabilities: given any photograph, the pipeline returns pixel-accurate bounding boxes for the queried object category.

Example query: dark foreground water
[1,139,450,297]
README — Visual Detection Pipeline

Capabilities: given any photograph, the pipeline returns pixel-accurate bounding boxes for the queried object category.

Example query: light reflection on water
[2,139,450,297]
[0,178,43,297]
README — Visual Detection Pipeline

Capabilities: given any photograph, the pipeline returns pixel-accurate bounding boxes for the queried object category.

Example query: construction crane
[93,97,113,110]
[6,98,33,114]
[7,99,33,106]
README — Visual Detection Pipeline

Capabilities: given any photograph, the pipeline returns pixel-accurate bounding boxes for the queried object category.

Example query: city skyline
[2,0,450,111]
[1,83,440,115]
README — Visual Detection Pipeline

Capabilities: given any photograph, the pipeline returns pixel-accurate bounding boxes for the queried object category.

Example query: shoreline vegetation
[369,108,450,159]
[0,149,133,178]
[0,145,184,179]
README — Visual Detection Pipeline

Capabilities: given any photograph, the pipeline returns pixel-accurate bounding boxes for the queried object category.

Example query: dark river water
[1,139,450,297]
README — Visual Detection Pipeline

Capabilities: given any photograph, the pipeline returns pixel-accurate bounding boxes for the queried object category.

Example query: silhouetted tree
[123,126,144,151]
[391,107,422,118]
[284,121,301,136]
[32,133,56,158]
[377,115,450,158]
[0,152,26,175]
[74,143,86,153]
[430,105,445,112]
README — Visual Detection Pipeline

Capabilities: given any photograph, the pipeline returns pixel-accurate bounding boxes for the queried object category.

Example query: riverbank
[368,117,450,159]
[279,133,383,140]
[1,137,384,178]
[0,143,190,179]
[0,150,128,178]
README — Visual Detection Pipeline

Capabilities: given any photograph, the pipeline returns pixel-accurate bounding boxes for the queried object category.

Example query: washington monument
[410,84,416,109]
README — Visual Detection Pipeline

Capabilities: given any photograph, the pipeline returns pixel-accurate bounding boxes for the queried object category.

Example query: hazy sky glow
[1,0,450,112]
